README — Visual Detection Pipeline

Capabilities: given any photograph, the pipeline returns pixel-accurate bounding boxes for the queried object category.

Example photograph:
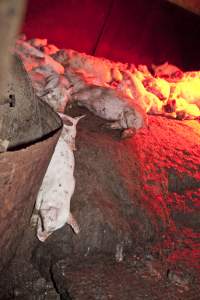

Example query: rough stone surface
[51,255,199,300]
[0,255,59,299]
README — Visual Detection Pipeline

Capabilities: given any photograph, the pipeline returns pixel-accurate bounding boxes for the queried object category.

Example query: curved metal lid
[0,54,43,149]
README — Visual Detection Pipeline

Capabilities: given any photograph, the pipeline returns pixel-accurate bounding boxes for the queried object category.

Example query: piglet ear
[58,113,73,126]
[64,119,73,126]
[58,112,66,120]
[58,113,85,126]
[74,114,86,124]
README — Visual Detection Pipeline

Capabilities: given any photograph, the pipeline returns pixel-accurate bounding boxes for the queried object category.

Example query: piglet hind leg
[30,213,39,228]
[36,216,50,242]
[30,193,44,228]
[67,212,80,234]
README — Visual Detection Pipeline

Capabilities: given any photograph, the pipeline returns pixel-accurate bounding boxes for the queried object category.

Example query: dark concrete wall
[23,0,200,69]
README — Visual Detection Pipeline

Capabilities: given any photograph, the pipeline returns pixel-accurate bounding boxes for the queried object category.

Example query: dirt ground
[0,106,199,299]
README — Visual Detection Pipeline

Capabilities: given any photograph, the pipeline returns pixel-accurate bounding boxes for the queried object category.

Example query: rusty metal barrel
[0,55,62,270]
[0,99,62,270]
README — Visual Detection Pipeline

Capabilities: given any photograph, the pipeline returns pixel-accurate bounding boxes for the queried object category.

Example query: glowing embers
[151,62,200,119]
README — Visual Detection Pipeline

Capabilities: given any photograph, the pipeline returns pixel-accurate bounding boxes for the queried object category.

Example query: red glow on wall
[23,0,200,69]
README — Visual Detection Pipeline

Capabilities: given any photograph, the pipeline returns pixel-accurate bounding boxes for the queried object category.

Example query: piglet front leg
[104,120,122,130]
[30,213,39,228]
[37,216,50,242]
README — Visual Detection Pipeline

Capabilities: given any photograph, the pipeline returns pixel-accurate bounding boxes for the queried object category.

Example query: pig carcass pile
[15,37,200,127]
[15,37,200,241]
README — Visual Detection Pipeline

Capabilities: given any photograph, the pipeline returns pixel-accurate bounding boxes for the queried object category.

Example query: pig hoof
[121,128,136,139]
[68,213,80,234]
[71,222,80,234]
[104,121,121,130]
[37,231,49,242]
